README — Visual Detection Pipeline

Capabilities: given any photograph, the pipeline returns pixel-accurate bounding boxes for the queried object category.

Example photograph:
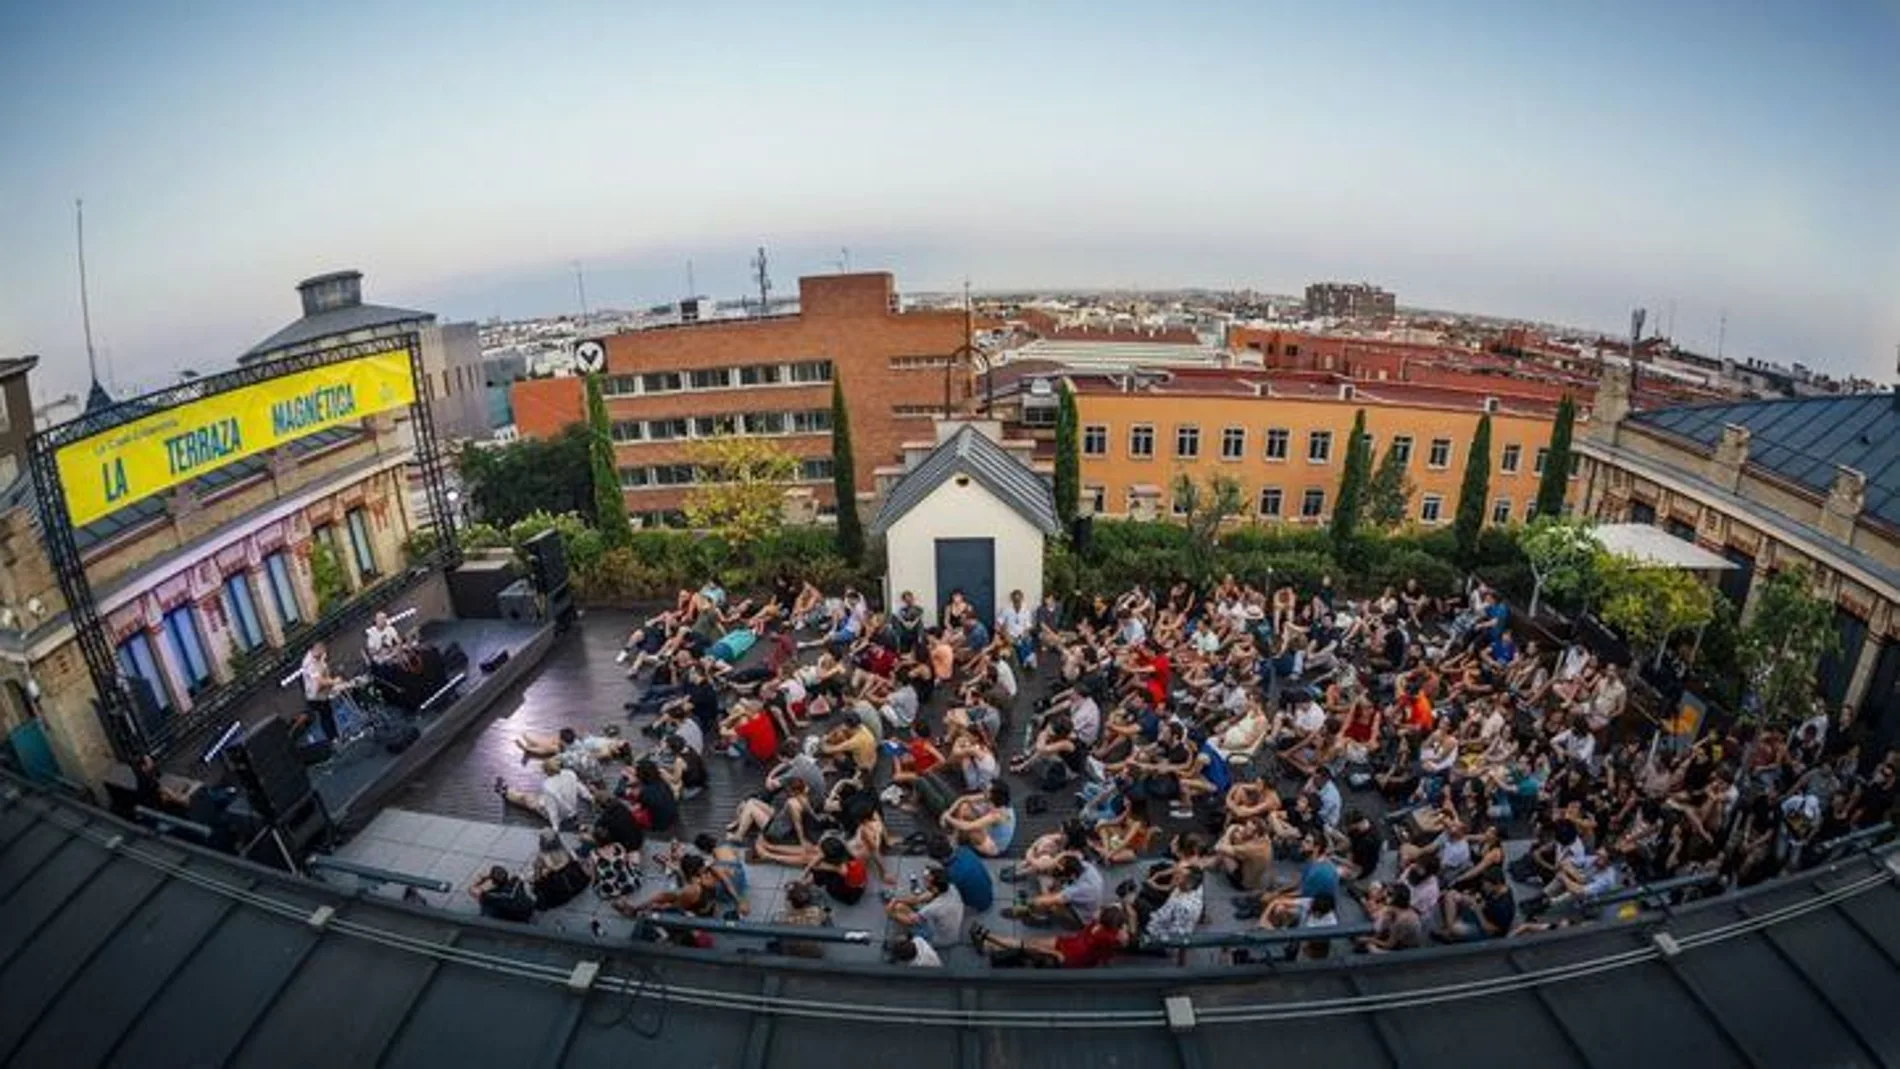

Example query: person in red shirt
[719,701,781,764]
[970,905,1128,968]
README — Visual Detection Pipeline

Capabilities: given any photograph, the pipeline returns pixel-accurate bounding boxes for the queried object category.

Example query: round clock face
[574,340,606,374]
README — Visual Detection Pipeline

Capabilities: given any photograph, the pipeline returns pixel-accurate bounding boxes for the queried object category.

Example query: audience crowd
[484,569,1898,967]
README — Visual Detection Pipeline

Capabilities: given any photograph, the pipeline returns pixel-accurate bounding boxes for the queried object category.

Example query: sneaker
[615,650,630,665]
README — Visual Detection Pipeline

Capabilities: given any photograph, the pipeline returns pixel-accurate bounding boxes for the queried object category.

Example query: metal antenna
[751,246,771,316]
[75,199,101,389]
[686,259,696,297]
[572,261,590,322]
[1715,308,1727,361]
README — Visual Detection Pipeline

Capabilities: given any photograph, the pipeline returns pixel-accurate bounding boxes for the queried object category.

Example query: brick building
[511,272,973,525]
[1575,369,1900,750]
[1303,281,1396,320]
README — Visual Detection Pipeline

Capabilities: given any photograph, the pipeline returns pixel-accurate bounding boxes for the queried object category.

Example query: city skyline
[3,0,1896,403]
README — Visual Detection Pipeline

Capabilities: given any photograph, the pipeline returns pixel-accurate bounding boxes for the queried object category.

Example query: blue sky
[2,0,1896,402]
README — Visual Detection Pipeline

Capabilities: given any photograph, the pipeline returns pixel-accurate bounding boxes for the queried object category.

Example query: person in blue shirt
[931,834,996,913]
[1297,832,1340,901]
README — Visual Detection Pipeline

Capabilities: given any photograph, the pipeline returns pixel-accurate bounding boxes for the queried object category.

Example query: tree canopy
[585,374,633,548]
[831,377,864,564]
[457,423,593,529]
[1363,439,1414,530]
[1453,414,1492,565]
[1534,394,1576,519]
[1737,567,1840,723]
[1054,383,1081,528]
[682,433,800,546]
[1330,409,1372,560]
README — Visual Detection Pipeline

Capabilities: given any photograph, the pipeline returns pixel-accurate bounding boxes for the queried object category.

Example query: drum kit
[316,673,409,768]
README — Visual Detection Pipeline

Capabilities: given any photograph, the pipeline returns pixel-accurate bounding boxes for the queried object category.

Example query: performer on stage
[365,611,409,666]
[300,641,344,742]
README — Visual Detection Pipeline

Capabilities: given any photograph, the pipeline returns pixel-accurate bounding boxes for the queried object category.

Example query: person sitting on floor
[942,781,1018,857]
[970,904,1128,968]
[496,758,590,829]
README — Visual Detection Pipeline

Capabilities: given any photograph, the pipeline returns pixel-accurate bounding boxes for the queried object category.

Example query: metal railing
[308,855,453,895]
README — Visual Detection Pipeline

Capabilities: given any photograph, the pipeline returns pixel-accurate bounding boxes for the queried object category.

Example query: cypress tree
[584,373,633,547]
[1330,408,1371,558]
[1053,383,1081,528]
[831,377,863,564]
[1453,413,1492,566]
[1364,440,1412,530]
[1534,394,1576,519]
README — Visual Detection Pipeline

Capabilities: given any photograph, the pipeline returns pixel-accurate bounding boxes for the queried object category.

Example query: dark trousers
[306,698,339,741]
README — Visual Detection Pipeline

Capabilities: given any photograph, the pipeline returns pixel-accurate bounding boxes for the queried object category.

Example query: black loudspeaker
[1071,514,1094,555]
[498,579,541,622]
[226,717,313,822]
[447,558,518,619]
[521,528,569,594]
[480,649,511,674]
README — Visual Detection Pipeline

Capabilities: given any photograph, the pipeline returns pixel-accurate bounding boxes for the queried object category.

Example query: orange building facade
[510,273,972,523]
[1071,372,1576,527]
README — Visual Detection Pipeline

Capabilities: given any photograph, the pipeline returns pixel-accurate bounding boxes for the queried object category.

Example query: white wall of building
[884,476,1045,627]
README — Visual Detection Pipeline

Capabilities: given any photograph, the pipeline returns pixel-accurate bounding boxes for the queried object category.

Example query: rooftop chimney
[297,270,364,317]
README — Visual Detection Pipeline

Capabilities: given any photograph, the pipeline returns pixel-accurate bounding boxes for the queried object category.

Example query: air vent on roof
[1339,383,1355,401]
[1483,396,1500,414]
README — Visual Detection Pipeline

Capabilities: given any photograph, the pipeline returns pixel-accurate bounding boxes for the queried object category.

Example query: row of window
[618,458,834,489]
[889,355,956,370]
[600,359,833,398]
[1092,423,1551,474]
[1097,485,1536,526]
[609,409,832,443]
[114,511,381,717]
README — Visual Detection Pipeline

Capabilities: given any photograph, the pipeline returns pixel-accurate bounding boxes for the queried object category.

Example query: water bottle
[908,872,922,896]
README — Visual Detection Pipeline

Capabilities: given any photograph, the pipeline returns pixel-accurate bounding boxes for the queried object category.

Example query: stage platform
[306,616,557,833]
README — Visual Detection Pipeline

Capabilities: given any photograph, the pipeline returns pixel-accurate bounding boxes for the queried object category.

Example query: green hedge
[1062,519,1520,602]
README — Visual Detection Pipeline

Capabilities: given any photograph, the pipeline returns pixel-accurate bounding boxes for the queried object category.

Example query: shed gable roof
[869,425,1061,536]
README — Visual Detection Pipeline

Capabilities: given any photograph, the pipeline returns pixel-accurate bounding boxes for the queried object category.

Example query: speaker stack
[224,717,332,871]
[519,527,575,629]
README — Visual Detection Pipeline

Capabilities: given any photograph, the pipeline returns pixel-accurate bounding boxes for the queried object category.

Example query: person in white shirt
[1069,692,1102,747]
[889,935,942,967]
[299,642,342,741]
[364,611,404,665]
[998,589,1037,667]
[887,866,965,948]
[497,758,588,827]
[1552,718,1596,767]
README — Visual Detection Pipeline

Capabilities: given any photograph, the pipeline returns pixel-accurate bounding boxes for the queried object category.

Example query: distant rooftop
[242,270,432,362]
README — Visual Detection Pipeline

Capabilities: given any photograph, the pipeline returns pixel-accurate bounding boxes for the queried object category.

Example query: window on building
[1174,425,1201,459]
[641,371,682,393]
[891,404,939,419]
[647,418,689,441]
[116,632,173,715]
[739,364,783,386]
[1082,424,1108,457]
[1300,488,1325,518]
[223,573,266,653]
[603,374,638,397]
[1221,426,1246,460]
[744,411,787,434]
[619,467,649,488]
[1500,444,1521,474]
[1307,430,1332,463]
[263,550,302,627]
[1428,438,1452,468]
[1421,494,1444,523]
[1390,435,1413,465]
[799,458,834,481]
[1171,494,1190,517]
[1534,447,1551,475]
[1130,424,1155,458]
[1492,498,1512,525]
[689,368,730,390]
[889,355,953,370]
[1285,344,1301,358]
[1259,487,1283,518]
[652,464,695,486]
[790,360,832,383]
[1265,428,1290,461]
[345,507,378,578]
[1088,486,1106,514]
[1021,403,1058,428]
[312,523,344,572]
[790,409,832,433]
[161,605,212,692]
[610,419,644,442]
[692,416,727,438]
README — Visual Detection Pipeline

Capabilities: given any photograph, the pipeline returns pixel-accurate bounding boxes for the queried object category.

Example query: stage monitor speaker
[498,579,541,623]
[521,528,569,594]
[447,558,518,619]
[226,717,313,822]
[1071,514,1094,557]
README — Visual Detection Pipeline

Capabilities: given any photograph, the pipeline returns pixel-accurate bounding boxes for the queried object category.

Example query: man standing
[998,589,1036,669]
[300,641,342,742]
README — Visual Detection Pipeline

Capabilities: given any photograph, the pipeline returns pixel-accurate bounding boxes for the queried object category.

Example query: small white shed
[870,424,1063,628]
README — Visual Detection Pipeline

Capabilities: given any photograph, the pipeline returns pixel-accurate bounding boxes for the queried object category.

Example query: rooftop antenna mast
[751,246,771,316]
[1715,308,1727,362]
[686,259,696,297]
[572,261,590,322]
[75,199,102,391]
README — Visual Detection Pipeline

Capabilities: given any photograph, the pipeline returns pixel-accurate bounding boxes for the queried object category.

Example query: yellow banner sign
[55,350,416,528]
